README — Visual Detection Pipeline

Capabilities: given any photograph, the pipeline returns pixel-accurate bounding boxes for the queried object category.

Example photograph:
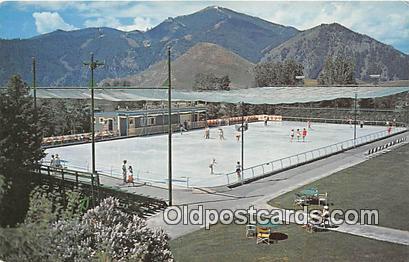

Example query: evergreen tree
[255,60,304,87]
[0,75,45,177]
[318,56,356,85]
[0,75,46,226]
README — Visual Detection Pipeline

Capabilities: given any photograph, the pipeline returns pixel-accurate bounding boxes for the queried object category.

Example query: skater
[235,161,242,182]
[128,166,134,185]
[179,123,187,134]
[302,128,307,142]
[264,118,268,126]
[290,129,295,142]
[235,131,241,142]
[183,120,189,130]
[307,120,312,129]
[348,118,353,127]
[296,129,301,141]
[244,118,249,130]
[387,124,393,135]
[218,128,225,140]
[360,120,364,128]
[122,160,128,183]
[204,126,210,139]
[209,158,217,174]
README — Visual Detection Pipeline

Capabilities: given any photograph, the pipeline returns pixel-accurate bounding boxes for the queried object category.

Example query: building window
[99,117,105,124]
[147,117,156,126]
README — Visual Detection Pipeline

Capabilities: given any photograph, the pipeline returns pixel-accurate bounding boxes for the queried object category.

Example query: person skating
[296,129,301,141]
[209,158,217,174]
[218,128,225,140]
[290,129,294,142]
[302,128,307,142]
[204,126,210,139]
[235,161,242,182]
[128,165,134,185]
[235,131,241,142]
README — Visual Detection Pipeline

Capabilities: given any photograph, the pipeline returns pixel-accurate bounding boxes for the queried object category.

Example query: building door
[108,119,113,131]
[119,118,127,136]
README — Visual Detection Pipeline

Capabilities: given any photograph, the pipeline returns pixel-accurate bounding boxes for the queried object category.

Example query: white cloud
[84,17,121,28]
[117,17,154,32]
[32,11,77,34]
[84,16,154,32]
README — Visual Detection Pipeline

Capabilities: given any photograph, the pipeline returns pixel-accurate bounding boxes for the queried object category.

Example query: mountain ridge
[0,6,408,87]
[261,22,409,81]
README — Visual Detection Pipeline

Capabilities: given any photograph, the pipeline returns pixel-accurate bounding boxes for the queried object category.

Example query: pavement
[143,132,409,245]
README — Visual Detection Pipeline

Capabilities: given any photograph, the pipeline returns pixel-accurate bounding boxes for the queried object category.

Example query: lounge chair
[256,226,271,244]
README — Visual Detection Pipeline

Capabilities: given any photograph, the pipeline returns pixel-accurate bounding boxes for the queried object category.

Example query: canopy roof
[31,86,409,104]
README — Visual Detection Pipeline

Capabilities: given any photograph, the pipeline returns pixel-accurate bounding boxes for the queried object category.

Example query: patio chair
[256,226,271,245]
[246,224,256,238]
[318,192,328,206]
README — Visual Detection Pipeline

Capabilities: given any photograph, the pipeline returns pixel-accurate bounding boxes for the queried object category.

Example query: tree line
[193,73,231,91]
[255,60,304,87]
[254,56,356,87]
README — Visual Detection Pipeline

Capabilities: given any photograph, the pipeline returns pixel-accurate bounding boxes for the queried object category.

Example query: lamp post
[83,53,104,206]
[32,57,37,115]
[354,92,358,145]
[167,47,173,206]
[241,101,245,181]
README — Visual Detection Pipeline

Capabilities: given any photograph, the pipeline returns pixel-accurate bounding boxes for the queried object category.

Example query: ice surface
[45,121,393,187]
[34,86,409,104]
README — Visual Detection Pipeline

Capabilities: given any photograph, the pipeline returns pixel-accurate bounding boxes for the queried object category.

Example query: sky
[0,1,408,54]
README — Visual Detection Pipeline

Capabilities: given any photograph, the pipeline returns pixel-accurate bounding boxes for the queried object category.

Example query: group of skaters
[209,158,243,182]
[50,154,63,168]
[121,160,135,185]
[204,126,227,140]
[179,120,189,134]
[290,127,308,142]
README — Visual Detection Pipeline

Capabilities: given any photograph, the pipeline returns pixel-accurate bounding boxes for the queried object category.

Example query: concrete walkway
[330,224,409,246]
[145,132,409,244]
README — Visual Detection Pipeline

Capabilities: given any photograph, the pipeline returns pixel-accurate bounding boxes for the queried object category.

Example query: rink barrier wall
[282,116,406,127]
[211,127,408,189]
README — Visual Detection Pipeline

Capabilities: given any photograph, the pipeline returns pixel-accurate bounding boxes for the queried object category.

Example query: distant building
[95,106,207,136]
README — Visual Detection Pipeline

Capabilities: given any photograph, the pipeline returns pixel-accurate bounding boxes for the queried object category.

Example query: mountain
[261,23,409,81]
[101,42,255,90]
[0,27,149,86]
[0,6,298,86]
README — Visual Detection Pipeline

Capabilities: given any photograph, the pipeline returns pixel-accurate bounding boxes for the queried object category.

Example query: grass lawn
[268,144,409,231]
[171,144,409,261]
[171,223,409,262]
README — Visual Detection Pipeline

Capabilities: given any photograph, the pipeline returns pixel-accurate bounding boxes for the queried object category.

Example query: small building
[95,106,207,137]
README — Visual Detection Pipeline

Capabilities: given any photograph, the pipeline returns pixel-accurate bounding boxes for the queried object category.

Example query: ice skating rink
[45,121,392,187]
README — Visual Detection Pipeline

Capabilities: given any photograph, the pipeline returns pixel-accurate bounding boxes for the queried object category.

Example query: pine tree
[0,75,45,178]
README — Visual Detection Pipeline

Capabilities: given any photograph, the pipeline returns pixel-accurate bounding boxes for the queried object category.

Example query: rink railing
[282,116,407,127]
[218,127,407,188]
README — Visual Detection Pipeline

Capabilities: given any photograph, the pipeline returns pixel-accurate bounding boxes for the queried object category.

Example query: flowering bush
[52,197,174,261]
